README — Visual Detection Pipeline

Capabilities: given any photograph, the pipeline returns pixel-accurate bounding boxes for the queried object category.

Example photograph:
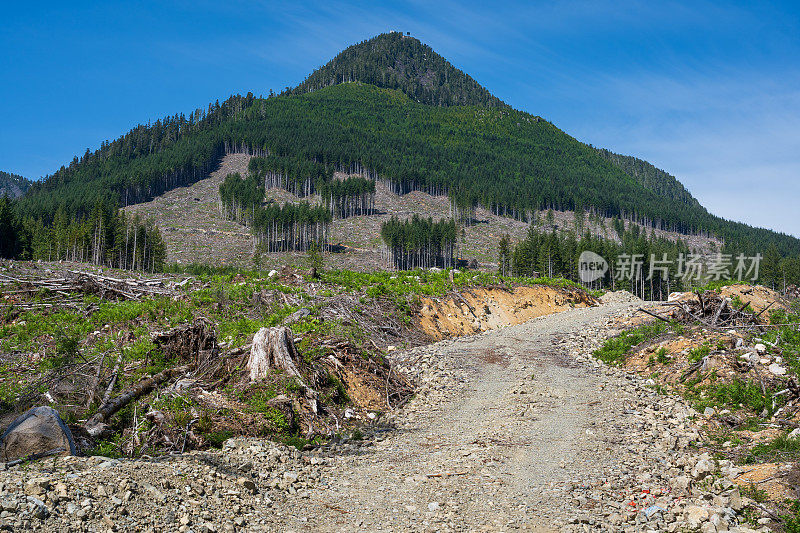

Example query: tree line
[507,222,690,300]
[504,221,800,299]
[218,172,331,252]
[0,196,165,271]
[319,176,375,218]
[248,155,331,197]
[251,202,332,252]
[381,216,457,270]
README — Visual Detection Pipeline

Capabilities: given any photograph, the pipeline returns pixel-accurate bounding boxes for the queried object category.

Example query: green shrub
[593,321,670,365]
[688,343,710,363]
[744,433,800,464]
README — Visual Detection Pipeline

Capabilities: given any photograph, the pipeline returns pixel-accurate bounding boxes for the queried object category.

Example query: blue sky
[2,1,798,236]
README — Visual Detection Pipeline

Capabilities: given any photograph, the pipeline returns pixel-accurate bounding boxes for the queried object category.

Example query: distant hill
[14,33,800,260]
[290,32,505,108]
[0,171,32,199]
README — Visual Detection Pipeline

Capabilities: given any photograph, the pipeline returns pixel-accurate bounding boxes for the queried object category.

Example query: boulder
[1,406,76,462]
[768,363,787,376]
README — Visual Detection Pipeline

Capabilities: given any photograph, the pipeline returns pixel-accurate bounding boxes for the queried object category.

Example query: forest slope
[13,33,800,260]
[0,171,31,199]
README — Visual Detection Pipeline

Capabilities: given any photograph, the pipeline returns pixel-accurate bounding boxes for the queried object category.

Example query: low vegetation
[0,260,592,457]
[593,321,671,365]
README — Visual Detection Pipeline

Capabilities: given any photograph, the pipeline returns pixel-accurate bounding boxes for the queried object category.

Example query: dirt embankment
[418,285,596,340]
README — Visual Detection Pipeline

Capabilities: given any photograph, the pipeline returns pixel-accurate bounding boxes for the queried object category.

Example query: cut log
[84,365,190,437]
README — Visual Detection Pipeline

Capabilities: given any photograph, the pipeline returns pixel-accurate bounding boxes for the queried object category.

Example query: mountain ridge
[11,33,800,260]
[0,171,32,199]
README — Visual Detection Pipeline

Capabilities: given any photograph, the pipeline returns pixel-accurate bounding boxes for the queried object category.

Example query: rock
[704,407,716,417]
[768,363,786,376]
[728,488,743,511]
[754,343,767,354]
[700,522,717,533]
[427,502,440,512]
[789,428,800,440]
[267,270,278,278]
[23,478,50,497]
[282,308,310,325]
[1,406,76,462]
[692,454,715,479]
[237,477,257,494]
[672,475,691,493]
[26,496,49,520]
[686,505,709,528]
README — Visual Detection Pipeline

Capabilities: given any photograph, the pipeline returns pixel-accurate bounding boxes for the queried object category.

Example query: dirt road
[284,302,667,532]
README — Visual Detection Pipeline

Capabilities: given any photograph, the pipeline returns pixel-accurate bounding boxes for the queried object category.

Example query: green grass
[782,500,800,533]
[743,433,800,464]
[687,379,776,417]
[321,268,597,299]
[593,321,671,365]
[740,483,769,503]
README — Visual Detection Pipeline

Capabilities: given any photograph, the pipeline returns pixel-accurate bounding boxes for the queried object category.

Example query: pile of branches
[641,290,768,330]
[0,270,177,301]
[787,285,800,300]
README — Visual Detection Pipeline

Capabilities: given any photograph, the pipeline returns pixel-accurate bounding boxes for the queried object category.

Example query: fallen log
[637,308,671,323]
[84,365,190,437]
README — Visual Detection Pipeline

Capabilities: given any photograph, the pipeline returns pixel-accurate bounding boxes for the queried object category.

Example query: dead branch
[101,351,124,406]
[84,365,191,437]
[637,307,671,323]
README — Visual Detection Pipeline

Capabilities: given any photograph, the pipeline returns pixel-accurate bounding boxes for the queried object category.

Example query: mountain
[13,33,800,260]
[0,171,32,199]
[290,32,504,108]
[594,148,701,209]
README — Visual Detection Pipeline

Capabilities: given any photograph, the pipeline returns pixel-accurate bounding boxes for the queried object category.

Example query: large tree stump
[248,327,304,382]
[248,327,318,413]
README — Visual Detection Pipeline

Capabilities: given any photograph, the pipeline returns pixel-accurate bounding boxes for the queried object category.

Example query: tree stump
[248,327,318,414]
[248,327,304,382]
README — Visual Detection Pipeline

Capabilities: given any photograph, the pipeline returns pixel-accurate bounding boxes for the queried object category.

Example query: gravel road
[291,303,667,531]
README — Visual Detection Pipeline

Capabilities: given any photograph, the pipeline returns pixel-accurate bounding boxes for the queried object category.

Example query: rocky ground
[0,300,773,532]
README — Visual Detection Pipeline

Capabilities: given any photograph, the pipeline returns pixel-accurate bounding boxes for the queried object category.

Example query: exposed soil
[418,285,596,339]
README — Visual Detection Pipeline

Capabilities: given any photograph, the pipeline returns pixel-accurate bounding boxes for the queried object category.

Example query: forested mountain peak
[8,34,800,266]
[0,171,32,199]
[290,32,505,108]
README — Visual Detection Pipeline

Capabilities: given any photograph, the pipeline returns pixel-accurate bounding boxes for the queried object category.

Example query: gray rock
[1,406,76,462]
